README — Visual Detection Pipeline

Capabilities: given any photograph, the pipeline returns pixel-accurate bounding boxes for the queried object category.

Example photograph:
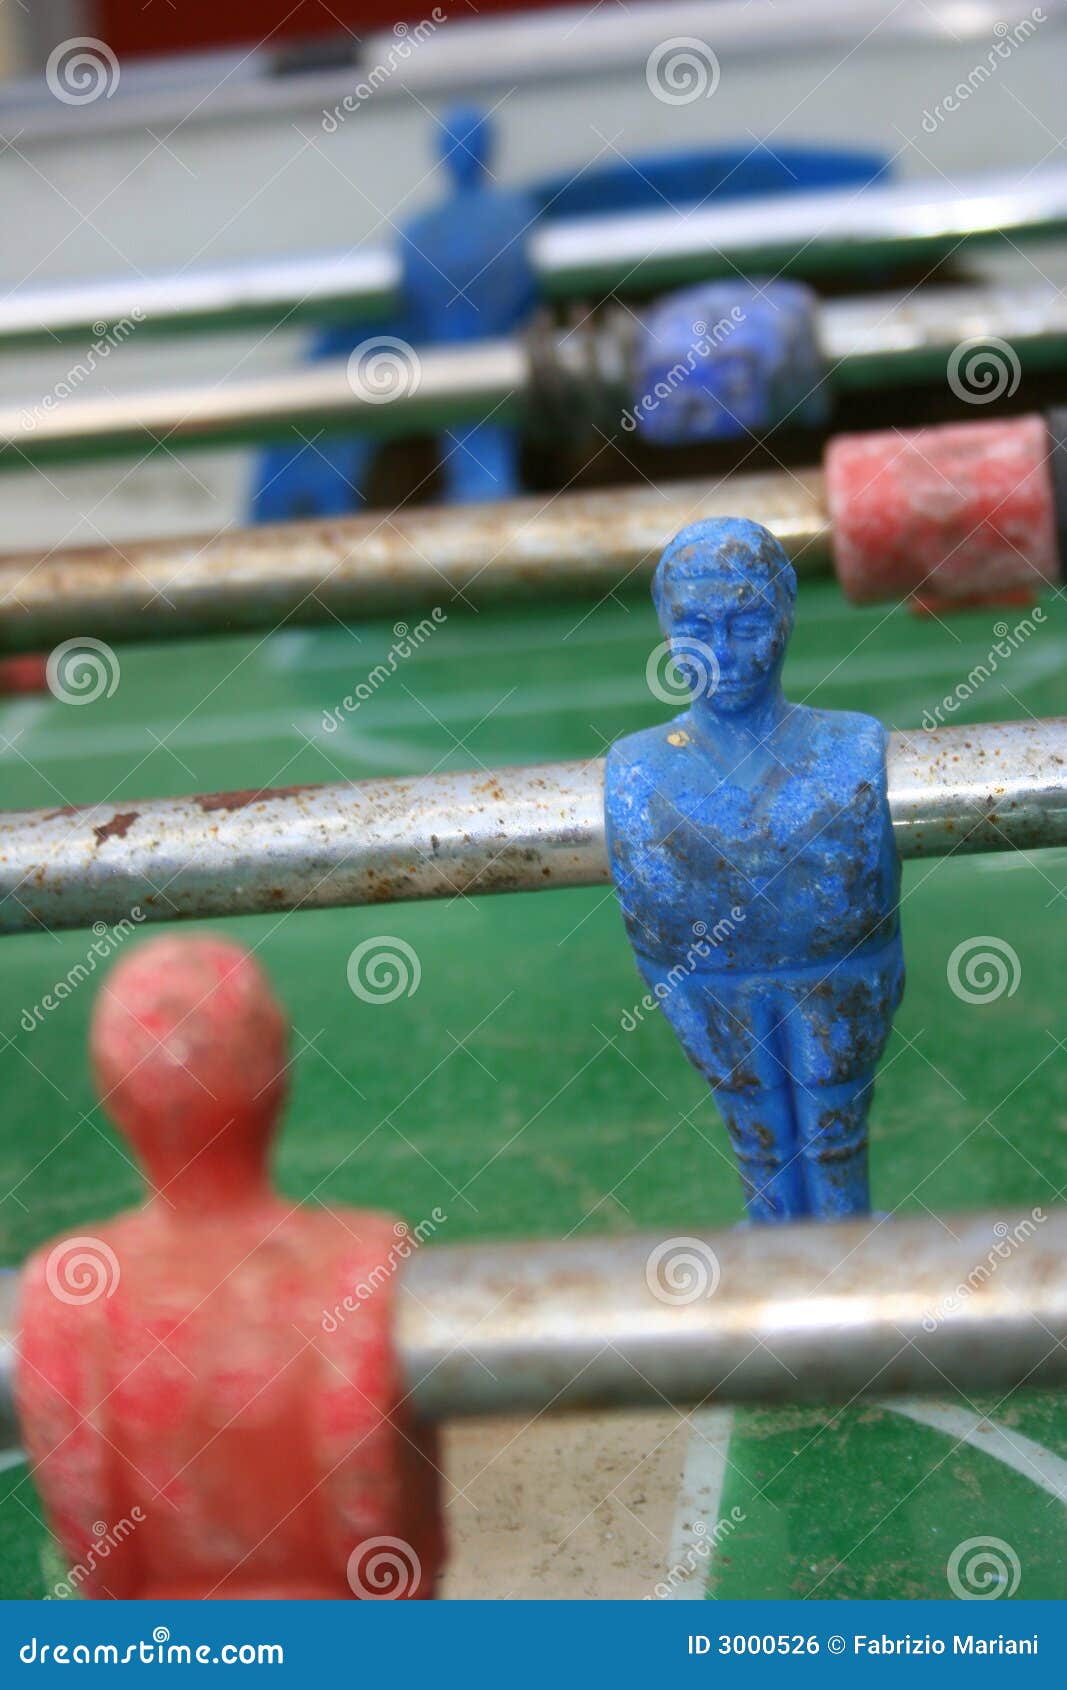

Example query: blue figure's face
[659,566,791,716]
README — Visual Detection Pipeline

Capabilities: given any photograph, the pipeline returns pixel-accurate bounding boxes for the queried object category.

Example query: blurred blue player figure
[251,319,389,522]
[605,519,904,1223]
[400,104,537,504]
[253,105,534,522]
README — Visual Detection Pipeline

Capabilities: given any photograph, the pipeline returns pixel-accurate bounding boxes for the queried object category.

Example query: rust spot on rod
[92,811,138,847]
[194,784,319,813]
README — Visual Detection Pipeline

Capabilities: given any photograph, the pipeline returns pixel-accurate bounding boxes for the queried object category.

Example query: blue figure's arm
[605,728,705,958]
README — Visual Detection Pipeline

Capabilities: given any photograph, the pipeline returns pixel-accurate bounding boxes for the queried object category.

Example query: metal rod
[537,167,1067,298]
[400,1208,1067,1418]
[0,721,1062,935]
[4,167,1067,349]
[0,340,528,469]
[8,278,1067,471]
[0,251,399,349]
[4,281,1067,469]
[822,282,1067,389]
[3,1208,1066,1444]
[0,471,831,651]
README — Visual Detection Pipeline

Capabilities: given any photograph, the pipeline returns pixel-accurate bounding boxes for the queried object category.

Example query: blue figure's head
[438,105,492,191]
[652,518,796,717]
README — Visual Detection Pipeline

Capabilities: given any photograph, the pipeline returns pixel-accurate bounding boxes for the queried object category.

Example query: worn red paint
[827,414,1058,609]
[16,934,444,1600]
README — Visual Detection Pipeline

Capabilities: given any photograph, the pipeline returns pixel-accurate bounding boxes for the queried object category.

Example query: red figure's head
[91,933,288,1209]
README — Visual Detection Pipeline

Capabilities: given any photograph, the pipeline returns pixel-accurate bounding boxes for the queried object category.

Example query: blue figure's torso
[401,187,539,343]
[401,183,538,503]
[605,703,904,1097]
[606,705,900,971]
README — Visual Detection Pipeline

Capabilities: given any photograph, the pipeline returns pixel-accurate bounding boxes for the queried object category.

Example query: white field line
[663,1406,736,1600]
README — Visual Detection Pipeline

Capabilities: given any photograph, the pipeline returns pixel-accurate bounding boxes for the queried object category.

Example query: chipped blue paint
[631,281,829,444]
[605,518,904,1222]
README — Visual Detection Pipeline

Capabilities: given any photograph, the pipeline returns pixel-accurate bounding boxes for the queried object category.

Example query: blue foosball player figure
[251,320,391,523]
[252,104,537,522]
[400,104,538,505]
[605,518,905,1224]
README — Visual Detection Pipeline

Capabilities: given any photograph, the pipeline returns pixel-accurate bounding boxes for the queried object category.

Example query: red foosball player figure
[17,934,444,1599]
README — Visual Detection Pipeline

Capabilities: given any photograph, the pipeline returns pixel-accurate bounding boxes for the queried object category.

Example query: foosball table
[0,0,1066,1606]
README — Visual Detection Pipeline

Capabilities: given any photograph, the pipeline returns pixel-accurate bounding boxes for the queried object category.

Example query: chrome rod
[4,166,1067,348]
[0,340,528,469]
[4,280,1067,469]
[0,250,399,348]
[2,1208,1065,1441]
[822,282,1067,388]
[538,168,1067,297]
[400,1208,1066,1418]
[0,722,1062,935]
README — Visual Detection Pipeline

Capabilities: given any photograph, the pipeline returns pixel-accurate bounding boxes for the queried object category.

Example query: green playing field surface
[1,576,1065,1599]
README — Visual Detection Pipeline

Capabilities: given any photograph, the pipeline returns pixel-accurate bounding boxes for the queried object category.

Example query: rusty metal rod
[3,281,1067,469]
[0,721,1062,935]
[3,164,1067,348]
[0,471,831,651]
[2,1207,1065,1442]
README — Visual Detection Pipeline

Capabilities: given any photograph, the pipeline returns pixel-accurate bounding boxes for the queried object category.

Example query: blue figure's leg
[440,422,519,504]
[793,1074,873,1219]
[252,435,378,523]
[713,1086,806,1223]
[632,961,808,1223]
